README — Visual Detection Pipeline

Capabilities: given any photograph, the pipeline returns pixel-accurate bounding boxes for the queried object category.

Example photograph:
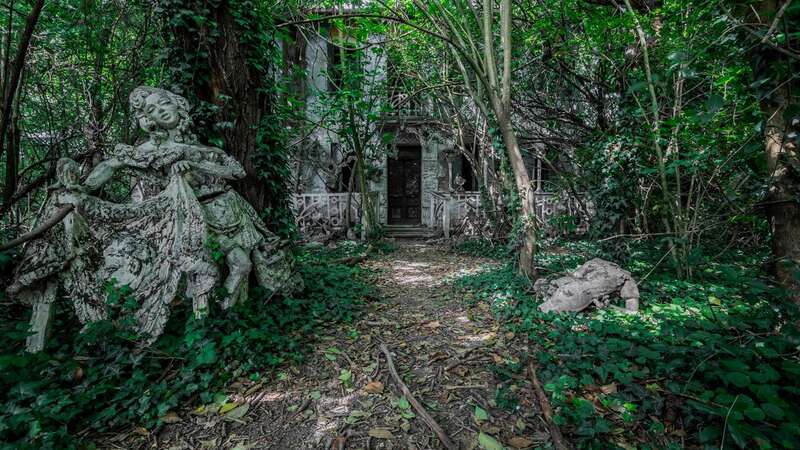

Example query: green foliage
[455,240,800,449]
[451,238,514,260]
[0,248,374,449]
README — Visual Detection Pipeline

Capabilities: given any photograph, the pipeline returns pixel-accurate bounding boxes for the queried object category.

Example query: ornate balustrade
[428,190,584,237]
[291,193,361,233]
[292,190,586,237]
[386,91,425,118]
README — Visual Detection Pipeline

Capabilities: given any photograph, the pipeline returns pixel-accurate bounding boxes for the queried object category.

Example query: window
[327,26,360,92]
[531,157,553,192]
[330,143,358,193]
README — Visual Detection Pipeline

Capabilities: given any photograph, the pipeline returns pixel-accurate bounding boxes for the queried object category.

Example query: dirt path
[114,242,549,450]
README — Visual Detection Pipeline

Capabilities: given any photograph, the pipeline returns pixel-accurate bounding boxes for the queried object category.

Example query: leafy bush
[0,247,374,449]
[455,241,800,449]
[452,238,514,260]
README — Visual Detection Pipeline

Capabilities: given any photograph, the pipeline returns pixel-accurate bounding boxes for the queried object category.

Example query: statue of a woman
[85,86,299,309]
[7,86,300,351]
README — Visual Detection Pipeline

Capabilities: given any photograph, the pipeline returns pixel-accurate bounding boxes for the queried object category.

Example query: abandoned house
[286,21,576,238]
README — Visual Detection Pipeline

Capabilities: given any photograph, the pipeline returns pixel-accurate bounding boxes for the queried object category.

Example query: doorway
[387,146,422,224]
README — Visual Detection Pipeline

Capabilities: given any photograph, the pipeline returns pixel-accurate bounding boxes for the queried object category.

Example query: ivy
[455,238,800,448]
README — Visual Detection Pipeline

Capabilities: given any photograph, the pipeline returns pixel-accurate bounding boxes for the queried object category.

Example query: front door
[388,146,421,224]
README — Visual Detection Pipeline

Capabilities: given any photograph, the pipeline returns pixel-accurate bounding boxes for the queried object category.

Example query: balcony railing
[386,91,425,118]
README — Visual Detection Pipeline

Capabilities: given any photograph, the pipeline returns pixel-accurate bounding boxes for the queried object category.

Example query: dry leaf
[600,383,618,394]
[368,427,394,439]
[364,381,384,394]
[161,411,182,424]
[224,404,250,420]
[508,436,534,448]
[424,320,441,328]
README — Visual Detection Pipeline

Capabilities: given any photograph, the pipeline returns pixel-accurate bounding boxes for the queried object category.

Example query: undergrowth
[451,238,514,260]
[454,239,800,449]
[0,245,375,449]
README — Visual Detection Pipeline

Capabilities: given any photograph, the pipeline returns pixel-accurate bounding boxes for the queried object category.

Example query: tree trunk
[748,0,800,300]
[0,0,44,183]
[4,89,20,205]
[497,114,537,278]
[761,88,799,300]
[169,0,285,215]
[497,0,536,279]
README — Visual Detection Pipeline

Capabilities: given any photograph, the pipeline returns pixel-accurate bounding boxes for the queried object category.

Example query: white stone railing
[387,91,425,118]
[429,190,584,237]
[429,191,484,238]
[291,193,361,232]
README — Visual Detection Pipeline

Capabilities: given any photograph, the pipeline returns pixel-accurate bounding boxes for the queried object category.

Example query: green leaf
[762,403,785,420]
[744,407,765,421]
[224,404,250,420]
[474,405,489,423]
[724,372,750,388]
[477,432,505,450]
[219,402,239,414]
[397,396,411,410]
[197,342,217,365]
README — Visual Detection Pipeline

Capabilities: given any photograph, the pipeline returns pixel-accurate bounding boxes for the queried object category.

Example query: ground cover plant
[0,245,375,449]
[454,238,800,448]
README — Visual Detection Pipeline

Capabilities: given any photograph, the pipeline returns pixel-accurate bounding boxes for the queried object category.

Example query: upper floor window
[327,26,361,92]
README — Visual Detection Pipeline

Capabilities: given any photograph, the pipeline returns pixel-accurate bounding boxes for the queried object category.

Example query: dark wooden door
[388,146,422,224]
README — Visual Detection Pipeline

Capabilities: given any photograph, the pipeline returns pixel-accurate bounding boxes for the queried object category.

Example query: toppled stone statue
[6,86,301,352]
[535,258,640,313]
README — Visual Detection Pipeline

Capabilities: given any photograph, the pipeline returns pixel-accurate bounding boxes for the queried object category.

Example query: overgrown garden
[0,0,798,448]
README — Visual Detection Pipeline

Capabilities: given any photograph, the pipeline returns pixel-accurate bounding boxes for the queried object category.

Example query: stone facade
[288,25,569,233]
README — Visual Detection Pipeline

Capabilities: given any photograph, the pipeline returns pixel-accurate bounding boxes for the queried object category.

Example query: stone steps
[384,225,439,240]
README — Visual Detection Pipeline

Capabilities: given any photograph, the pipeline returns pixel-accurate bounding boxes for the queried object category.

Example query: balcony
[383,91,427,121]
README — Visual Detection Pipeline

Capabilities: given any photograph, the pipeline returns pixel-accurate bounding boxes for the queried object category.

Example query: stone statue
[453,175,466,192]
[7,86,301,352]
[535,258,640,313]
[7,158,105,352]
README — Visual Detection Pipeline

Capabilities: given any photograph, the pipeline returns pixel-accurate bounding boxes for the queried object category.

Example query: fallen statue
[5,86,302,352]
[535,258,640,313]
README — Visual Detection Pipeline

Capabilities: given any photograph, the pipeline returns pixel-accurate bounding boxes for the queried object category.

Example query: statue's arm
[84,158,126,191]
[188,152,246,180]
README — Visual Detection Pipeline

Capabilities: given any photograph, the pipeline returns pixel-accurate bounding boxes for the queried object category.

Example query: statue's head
[56,157,81,189]
[129,87,195,143]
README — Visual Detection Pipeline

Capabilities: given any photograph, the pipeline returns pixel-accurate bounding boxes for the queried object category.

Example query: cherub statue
[7,158,105,352]
[453,174,466,193]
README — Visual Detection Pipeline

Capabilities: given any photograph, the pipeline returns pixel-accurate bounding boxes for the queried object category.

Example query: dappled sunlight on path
[109,242,551,450]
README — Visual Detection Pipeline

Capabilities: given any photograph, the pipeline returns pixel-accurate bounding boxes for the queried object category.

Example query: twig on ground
[721,395,740,450]
[290,397,312,422]
[444,384,488,390]
[529,363,571,450]
[380,344,457,450]
[445,352,485,371]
